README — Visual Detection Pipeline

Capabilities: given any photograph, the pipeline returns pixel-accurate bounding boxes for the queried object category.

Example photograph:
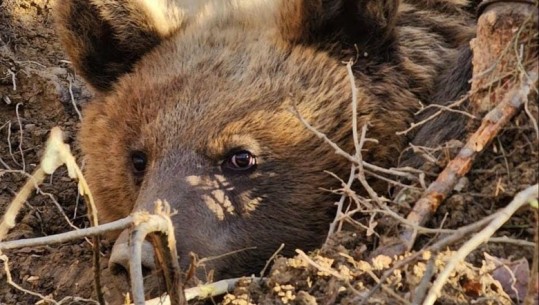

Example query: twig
[141,277,263,305]
[400,68,538,252]
[422,184,538,305]
[362,211,499,302]
[14,60,46,68]
[7,121,21,167]
[41,127,105,305]
[149,225,183,305]
[0,168,46,241]
[364,169,420,190]
[1,121,13,169]
[6,68,16,91]
[354,125,383,207]
[0,209,251,305]
[372,207,455,235]
[184,277,261,301]
[41,127,99,226]
[260,243,285,277]
[0,216,133,250]
[364,269,411,305]
[295,249,343,280]
[290,106,417,182]
[411,256,436,305]
[68,74,83,121]
[347,61,361,158]
[290,105,357,165]
[488,236,536,247]
[197,246,257,266]
[1,127,105,304]
[416,99,476,119]
[129,201,184,305]
[397,95,470,135]
[326,61,387,241]
[15,103,26,172]
[0,169,95,246]
[326,165,357,242]
[346,59,381,214]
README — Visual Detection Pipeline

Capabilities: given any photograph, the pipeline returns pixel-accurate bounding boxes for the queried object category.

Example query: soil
[0,1,537,305]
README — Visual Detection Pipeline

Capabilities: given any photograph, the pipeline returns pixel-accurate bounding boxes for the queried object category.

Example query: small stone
[25,123,36,131]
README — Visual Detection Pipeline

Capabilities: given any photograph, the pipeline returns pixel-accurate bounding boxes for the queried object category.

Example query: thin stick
[295,249,343,280]
[40,127,105,304]
[487,236,536,247]
[141,277,263,305]
[0,216,133,250]
[416,98,475,119]
[290,106,417,181]
[364,269,411,305]
[397,96,470,135]
[6,68,17,91]
[411,256,436,305]
[326,165,356,242]
[15,103,26,172]
[401,69,538,252]
[68,75,83,121]
[0,168,46,241]
[362,212,498,302]
[260,243,285,277]
[354,125,383,207]
[129,202,184,305]
[7,121,21,167]
[129,226,150,305]
[422,184,538,305]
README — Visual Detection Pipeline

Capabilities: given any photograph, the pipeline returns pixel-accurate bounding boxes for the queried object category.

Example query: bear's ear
[54,0,186,92]
[279,0,399,49]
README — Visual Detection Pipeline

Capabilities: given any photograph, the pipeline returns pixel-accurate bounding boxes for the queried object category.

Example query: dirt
[0,0,537,305]
[0,0,121,303]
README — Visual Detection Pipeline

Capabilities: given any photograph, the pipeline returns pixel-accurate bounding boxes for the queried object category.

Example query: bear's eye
[131,151,147,176]
[223,150,256,172]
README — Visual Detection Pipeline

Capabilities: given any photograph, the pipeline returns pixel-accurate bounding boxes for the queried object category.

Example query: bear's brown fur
[54,0,475,280]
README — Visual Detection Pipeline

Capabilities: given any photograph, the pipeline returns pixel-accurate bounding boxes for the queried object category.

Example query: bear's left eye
[223,150,256,172]
[131,151,147,176]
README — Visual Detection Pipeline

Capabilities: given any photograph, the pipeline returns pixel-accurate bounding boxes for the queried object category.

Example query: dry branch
[140,277,262,305]
[0,127,106,304]
[1,212,253,304]
[422,184,538,305]
[128,201,185,305]
[395,1,539,253]
[0,217,133,251]
[0,168,46,241]
[400,68,538,251]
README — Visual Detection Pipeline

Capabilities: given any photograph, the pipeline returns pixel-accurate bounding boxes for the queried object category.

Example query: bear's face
[81,30,353,277]
[54,0,472,280]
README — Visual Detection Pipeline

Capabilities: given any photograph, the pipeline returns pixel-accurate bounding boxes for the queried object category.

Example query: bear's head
[54,0,472,280]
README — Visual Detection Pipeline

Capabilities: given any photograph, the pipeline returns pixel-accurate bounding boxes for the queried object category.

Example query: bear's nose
[109,229,156,275]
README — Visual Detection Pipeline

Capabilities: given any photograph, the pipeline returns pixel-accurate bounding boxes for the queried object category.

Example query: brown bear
[53,0,475,281]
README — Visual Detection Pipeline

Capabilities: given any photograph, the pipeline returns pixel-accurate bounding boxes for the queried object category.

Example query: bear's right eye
[131,151,147,178]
